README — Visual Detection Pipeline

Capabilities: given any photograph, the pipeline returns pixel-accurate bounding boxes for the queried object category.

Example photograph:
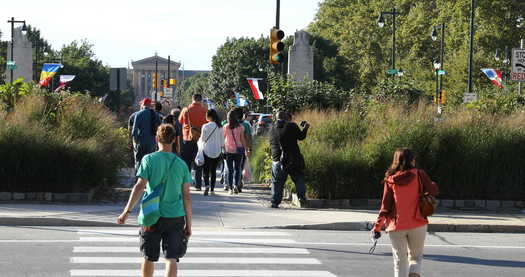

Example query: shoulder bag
[418,170,438,217]
[230,127,245,155]
[186,107,201,142]
[138,156,177,227]
[195,124,218,166]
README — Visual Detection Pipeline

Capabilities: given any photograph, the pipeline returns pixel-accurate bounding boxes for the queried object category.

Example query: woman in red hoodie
[372,148,439,277]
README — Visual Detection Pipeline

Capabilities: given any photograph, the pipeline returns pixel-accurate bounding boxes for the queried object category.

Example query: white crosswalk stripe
[70,228,337,277]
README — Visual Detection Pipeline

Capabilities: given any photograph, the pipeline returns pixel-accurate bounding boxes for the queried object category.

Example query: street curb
[259,221,525,233]
[0,217,138,227]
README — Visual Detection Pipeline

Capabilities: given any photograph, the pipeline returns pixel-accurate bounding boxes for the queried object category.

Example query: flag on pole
[54,75,76,92]
[481,68,503,88]
[235,92,248,107]
[39,63,63,87]
[247,78,265,100]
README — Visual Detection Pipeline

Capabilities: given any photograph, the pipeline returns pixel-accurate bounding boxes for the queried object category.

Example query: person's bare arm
[117,178,147,224]
[182,182,192,237]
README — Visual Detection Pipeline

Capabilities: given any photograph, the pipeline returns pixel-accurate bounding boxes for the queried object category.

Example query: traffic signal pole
[155,53,158,102]
[276,0,280,29]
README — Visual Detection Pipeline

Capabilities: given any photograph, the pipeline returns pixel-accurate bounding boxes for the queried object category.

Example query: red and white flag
[247,78,264,100]
[54,75,76,92]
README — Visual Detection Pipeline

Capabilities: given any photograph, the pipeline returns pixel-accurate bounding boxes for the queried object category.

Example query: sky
[1,0,322,70]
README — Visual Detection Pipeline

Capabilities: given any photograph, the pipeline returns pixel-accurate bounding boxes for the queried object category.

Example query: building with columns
[131,56,181,100]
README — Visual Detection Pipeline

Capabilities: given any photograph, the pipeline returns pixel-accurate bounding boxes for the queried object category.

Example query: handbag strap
[157,156,177,194]
[185,106,193,129]
[230,126,240,147]
[417,169,425,197]
[204,124,218,143]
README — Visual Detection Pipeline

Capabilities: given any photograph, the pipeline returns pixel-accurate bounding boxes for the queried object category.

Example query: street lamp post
[7,17,27,84]
[154,53,158,102]
[467,0,477,94]
[378,7,401,76]
[432,23,446,113]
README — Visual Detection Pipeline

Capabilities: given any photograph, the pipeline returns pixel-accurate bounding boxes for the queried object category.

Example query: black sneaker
[271,203,279,208]
[195,187,202,191]
[204,188,209,196]
[224,186,229,191]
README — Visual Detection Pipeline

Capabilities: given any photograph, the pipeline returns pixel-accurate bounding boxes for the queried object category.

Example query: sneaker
[224,186,229,191]
[195,187,202,191]
[229,189,234,195]
[233,186,239,194]
[299,198,308,208]
[271,203,279,208]
[204,188,209,196]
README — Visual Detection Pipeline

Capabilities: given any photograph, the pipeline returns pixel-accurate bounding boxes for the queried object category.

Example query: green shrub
[289,102,525,200]
[0,93,127,193]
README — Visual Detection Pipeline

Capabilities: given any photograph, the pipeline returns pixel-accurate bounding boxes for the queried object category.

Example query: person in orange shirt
[372,148,438,277]
[178,94,208,190]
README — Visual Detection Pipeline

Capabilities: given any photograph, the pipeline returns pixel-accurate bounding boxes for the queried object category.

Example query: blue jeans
[271,161,306,206]
[226,153,243,189]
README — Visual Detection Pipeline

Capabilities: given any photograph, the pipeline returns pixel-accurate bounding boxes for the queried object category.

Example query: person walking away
[198,109,224,195]
[117,124,193,277]
[131,98,161,172]
[178,94,208,190]
[269,111,309,208]
[162,115,181,155]
[234,108,253,192]
[155,102,165,121]
[170,108,183,157]
[372,148,439,277]
[223,110,249,195]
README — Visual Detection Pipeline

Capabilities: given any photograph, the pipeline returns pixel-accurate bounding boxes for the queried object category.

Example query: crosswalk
[70,228,337,277]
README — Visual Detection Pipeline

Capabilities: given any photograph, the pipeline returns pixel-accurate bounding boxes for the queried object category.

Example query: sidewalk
[1,184,524,233]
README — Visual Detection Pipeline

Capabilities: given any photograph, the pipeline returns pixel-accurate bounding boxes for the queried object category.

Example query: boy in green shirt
[118,124,193,277]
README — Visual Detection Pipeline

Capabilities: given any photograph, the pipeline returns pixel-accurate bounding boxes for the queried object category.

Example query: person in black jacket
[269,111,310,208]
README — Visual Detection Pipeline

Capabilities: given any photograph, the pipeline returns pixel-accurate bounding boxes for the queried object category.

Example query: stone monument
[5,27,33,83]
[287,30,314,82]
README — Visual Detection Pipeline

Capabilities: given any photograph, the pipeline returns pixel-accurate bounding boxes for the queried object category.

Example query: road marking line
[73,246,310,254]
[78,237,296,244]
[70,270,337,276]
[70,257,321,264]
[77,230,291,236]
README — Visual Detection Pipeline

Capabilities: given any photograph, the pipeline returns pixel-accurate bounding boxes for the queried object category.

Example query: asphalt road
[1,226,524,277]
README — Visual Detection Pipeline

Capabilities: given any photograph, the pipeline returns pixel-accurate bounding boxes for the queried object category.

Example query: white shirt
[198,122,224,158]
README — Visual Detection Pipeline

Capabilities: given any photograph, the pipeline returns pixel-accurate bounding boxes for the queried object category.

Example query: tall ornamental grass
[253,102,525,200]
[0,94,127,193]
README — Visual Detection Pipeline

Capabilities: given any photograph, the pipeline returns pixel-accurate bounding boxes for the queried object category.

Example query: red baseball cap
[140,98,152,106]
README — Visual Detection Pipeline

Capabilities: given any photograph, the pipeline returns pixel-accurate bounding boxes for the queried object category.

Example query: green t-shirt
[136,151,191,223]
[241,121,252,136]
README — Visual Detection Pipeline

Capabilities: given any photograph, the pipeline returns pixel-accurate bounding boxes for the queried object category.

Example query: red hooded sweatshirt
[374,168,439,232]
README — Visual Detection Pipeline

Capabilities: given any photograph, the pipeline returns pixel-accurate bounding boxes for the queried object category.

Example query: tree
[308,0,525,103]
[178,72,211,106]
[58,40,109,98]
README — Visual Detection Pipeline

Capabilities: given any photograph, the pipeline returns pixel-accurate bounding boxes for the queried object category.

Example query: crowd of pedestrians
[123,95,439,277]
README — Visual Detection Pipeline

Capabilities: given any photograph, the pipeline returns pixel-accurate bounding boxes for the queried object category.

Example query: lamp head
[494,49,500,61]
[397,69,404,77]
[21,23,28,35]
[377,14,385,28]
[431,28,437,41]
[433,60,441,70]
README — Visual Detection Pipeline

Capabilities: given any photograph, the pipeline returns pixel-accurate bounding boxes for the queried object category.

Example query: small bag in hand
[417,170,438,217]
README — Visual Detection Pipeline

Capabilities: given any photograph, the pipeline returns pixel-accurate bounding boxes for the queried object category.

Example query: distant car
[254,114,273,136]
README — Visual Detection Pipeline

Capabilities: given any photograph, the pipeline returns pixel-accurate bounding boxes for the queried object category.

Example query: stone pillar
[5,27,33,83]
[287,30,314,82]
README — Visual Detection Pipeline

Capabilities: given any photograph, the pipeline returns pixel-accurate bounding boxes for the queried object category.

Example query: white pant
[388,224,427,277]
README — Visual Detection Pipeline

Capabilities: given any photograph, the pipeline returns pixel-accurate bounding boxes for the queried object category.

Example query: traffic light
[170,78,177,86]
[440,90,446,104]
[152,73,158,89]
[269,27,285,64]
[161,79,168,88]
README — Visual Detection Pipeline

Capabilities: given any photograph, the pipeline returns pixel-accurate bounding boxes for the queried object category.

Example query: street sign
[6,61,16,70]
[511,48,525,82]
[437,70,447,75]
[386,69,399,75]
[163,88,173,98]
[463,93,478,103]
